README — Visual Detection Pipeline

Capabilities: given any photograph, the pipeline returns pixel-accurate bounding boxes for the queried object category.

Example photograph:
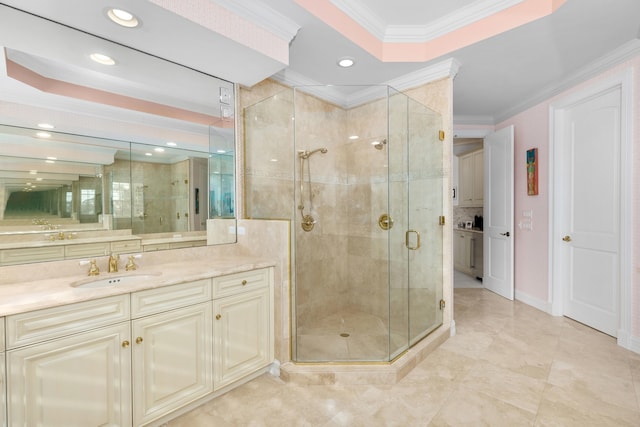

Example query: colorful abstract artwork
[526,148,538,195]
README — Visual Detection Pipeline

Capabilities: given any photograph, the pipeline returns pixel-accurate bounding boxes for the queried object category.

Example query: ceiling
[1,0,639,127]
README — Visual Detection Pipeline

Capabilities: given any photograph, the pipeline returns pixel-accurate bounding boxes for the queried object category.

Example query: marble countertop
[455,227,483,234]
[0,256,275,317]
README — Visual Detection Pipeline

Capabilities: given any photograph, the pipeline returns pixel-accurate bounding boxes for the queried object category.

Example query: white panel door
[557,88,621,336]
[483,126,515,300]
[132,302,213,426]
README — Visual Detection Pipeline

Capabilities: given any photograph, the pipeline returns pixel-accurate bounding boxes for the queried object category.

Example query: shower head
[372,139,387,150]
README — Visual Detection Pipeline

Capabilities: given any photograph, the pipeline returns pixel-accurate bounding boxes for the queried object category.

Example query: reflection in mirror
[0,4,237,265]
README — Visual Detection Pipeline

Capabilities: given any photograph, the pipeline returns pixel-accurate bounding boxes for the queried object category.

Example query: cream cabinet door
[7,323,131,427]
[213,286,273,390]
[472,150,484,205]
[458,154,474,206]
[458,149,484,207]
[132,302,213,426]
[453,231,469,272]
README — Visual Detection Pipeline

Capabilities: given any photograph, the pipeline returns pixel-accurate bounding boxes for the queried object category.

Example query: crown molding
[214,0,300,42]
[331,0,524,43]
[453,115,496,127]
[345,58,461,108]
[272,58,460,109]
[494,38,640,123]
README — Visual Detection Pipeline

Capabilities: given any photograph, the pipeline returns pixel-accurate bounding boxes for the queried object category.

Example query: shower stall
[244,85,444,362]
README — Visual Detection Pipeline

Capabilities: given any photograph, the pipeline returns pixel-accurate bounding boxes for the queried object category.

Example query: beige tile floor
[169,288,640,426]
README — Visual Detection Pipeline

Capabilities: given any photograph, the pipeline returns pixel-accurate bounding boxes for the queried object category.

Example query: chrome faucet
[108,253,120,273]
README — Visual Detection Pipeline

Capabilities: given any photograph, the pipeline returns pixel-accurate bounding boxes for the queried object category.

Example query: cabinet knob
[216,314,222,320]
[122,340,130,348]
[136,337,144,344]
[241,280,247,286]
[562,235,572,242]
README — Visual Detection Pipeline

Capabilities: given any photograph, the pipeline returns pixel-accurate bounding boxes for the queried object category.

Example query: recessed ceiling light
[107,8,139,28]
[337,57,355,68]
[166,141,177,147]
[145,152,153,156]
[90,53,115,65]
[154,147,165,153]
[37,123,54,129]
[349,135,359,140]
[45,160,55,164]
[36,131,51,138]
[216,150,226,154]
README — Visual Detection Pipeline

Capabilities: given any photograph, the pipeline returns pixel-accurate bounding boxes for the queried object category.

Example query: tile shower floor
[169,288,640,426]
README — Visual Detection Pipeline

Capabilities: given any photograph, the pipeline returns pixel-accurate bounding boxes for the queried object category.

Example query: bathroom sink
[71,272,161,289]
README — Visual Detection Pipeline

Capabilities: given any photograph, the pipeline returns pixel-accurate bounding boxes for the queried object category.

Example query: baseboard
[617,329,640,355]
[515,290,552,314]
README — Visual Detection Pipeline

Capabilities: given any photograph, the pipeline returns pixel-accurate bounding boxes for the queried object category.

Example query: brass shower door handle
[378,214,394,230]
[405,230,421,250]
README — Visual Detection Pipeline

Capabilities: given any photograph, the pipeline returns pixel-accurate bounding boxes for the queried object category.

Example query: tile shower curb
[279,326,450,385]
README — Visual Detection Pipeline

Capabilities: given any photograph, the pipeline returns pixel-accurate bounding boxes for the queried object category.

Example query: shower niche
[244,85,445,363]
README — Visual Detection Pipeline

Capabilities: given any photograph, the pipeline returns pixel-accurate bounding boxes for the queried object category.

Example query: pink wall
[494,55,640,339]
[497,103,550,303]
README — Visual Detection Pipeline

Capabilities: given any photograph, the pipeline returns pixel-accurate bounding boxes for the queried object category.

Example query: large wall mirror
[0,4,236,266]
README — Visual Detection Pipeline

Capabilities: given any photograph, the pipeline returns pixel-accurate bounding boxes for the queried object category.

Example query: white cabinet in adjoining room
[453,229,483,279]
[458,148,484,207]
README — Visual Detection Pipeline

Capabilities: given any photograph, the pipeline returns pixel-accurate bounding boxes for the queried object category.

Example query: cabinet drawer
[212,268,270,298]
[64,242,110,258]
[6,295,130,349]
[143,243,170,252]
[111,239,141,253]
[0,246,65,265]
[131,278,212,318]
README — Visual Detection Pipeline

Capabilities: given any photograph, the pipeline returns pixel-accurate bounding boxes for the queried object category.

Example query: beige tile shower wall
[293,90,350,328]
[170,159,190,232]
[240,80,294,221]
[243,87,294,220]
[345,97,390,319]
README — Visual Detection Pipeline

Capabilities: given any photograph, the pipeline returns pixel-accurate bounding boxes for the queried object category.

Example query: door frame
[548,68,633,349]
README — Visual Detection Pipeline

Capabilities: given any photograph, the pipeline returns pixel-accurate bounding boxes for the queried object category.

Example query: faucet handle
[88,259,100,276]
[125,255,137,271]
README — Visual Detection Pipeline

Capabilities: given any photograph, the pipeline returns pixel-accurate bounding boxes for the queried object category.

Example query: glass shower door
[407,96,444,344]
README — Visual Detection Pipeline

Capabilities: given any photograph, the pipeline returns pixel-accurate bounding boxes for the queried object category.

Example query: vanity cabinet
[7,323,132,426]
[0,246,65,265]
[2,267,274,426]
[130,280,213,426]
[458,149,484,207]
[213,269,274,390]
[5,296,132,426]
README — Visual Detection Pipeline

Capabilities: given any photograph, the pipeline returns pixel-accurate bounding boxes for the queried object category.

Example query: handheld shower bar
[298,147,328,159]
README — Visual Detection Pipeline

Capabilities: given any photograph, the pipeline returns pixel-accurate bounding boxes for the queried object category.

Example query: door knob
[562,235,572,242]
[500,231,510,237]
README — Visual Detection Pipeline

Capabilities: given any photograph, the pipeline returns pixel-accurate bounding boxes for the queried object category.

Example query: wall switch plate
[219,87,231,105]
